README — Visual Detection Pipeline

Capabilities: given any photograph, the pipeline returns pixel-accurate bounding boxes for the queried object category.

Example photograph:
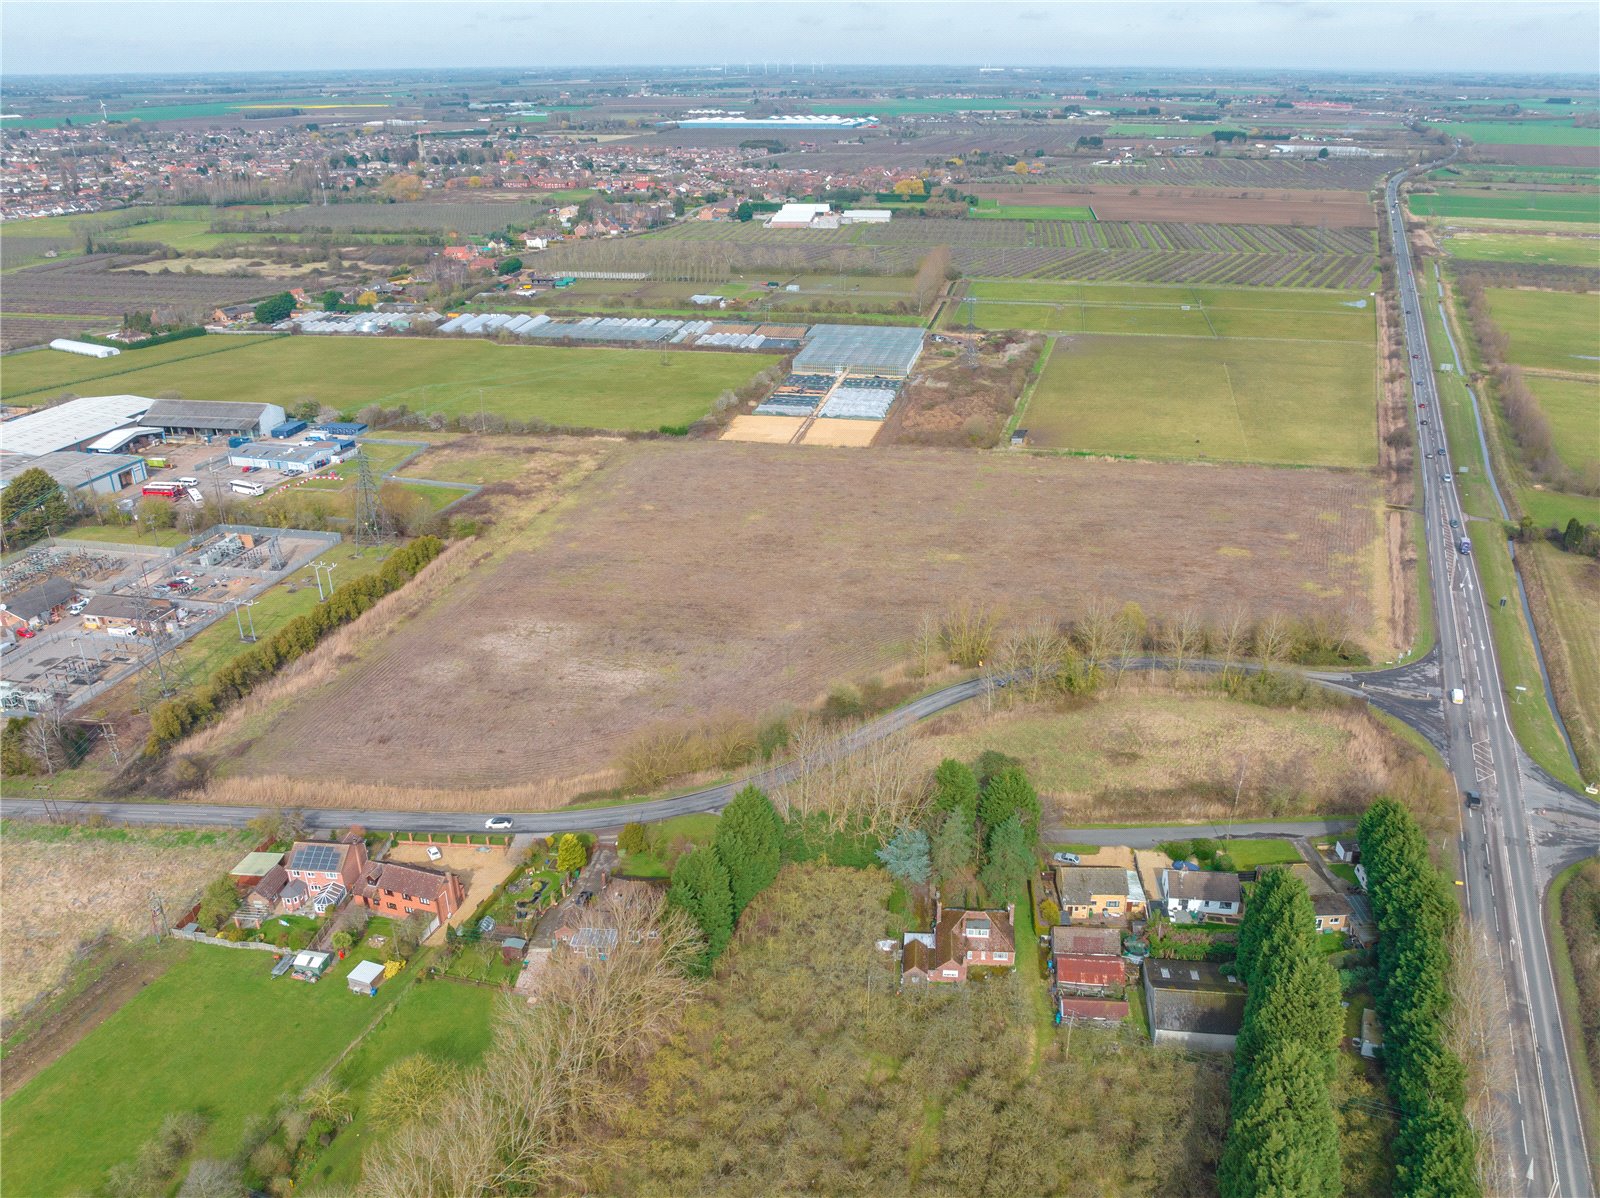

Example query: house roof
[933,906,1015,967]
[1163,869,1243,904]
[1,576,77,620]
[230,851,285,878]
[248,864,289,902]
[347,959,386,986]
[1145,958,1246,1035]
[1050,926,1122,957]
[288,841,357,875]
[902,938,931,975]
[1058,997,1131,1022]
[1055,866,1131,906]
[1312,891,1354,917]
[360,860,455,903]
[83,593,171,622]
[1287,863,1334,898]
[1055,954,1125,988]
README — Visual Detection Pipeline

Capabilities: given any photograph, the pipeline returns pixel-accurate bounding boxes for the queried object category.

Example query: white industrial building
[227,441,338,474]
[0,394,155,456]
[0,450,148,496]
[143,399,286,441]
[767,202,837,229]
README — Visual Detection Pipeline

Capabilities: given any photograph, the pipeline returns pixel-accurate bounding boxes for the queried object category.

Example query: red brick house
[901,899,1016,984]
[282,833,369,915]
[353,861,466,924]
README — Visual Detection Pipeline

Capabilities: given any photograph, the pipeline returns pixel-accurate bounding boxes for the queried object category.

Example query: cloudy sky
[5,1,1598,76]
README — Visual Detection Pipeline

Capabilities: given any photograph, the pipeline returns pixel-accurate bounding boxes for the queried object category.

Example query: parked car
[15,627,35,639]
[1052,852,1081,865]
[67,600,87,616]
[176,476,199,488]
[485,815,513,831]
[427,845,443,862]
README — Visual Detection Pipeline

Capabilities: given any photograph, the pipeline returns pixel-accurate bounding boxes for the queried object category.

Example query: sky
[4,1,1598,76]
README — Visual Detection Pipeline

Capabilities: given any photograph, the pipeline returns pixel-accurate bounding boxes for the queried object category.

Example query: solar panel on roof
[291,843,341,872]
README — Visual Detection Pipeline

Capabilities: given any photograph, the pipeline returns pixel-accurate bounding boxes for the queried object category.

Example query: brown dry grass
[721,414,802,444]
[1520,543,1600,779]
[915,678,1406,825]
[195,441,1384,808]
[0,825,249,1021]
[798,418,880,447]
[970,184,1377,228]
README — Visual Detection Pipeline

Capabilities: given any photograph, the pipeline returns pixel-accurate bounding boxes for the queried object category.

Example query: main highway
[0,156,1593,1196]
[1385,154,1593,1197]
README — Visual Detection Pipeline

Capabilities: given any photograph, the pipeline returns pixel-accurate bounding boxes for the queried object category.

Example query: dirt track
[221,443,1386,800]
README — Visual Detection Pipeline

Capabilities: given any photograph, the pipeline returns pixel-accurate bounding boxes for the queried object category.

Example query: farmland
[199,441,1388,805]
[0,821,253,1021]
[0,944,411,1196]
[256,199,576,235]
[1526,377,1600,473]
[1409,188,1600,224]
[1,332,280,402]
[1486,287,1600,376]
[1441,230,1600,267]
[1,335,775,429]
[914,689,1412,826]
[987,185,1379,228]
[1025,331,1376,466]
[970,202,1098,222]
[1439,120,1600,146]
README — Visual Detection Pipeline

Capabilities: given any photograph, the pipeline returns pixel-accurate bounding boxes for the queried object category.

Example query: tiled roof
[1055,954,1125,988]
[1163,869,1242,904]
[1050,926,1123,957]
[1055,866,1130,906]
[361,861,453,903]
[933,907,1015,967]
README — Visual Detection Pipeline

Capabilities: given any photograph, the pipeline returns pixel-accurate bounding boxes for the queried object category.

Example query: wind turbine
[99,100,109,125]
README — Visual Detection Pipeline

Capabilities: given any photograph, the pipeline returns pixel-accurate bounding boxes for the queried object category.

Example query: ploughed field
[220,442,1385,803]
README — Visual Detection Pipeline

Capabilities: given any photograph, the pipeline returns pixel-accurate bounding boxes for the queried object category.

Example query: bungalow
[1160,869,1243,924]
[1143,958,1247,1051]
[354,860,466,924]
[1054,865,1146,925]
[1312,892,1354,934]
[901,898,1016,984]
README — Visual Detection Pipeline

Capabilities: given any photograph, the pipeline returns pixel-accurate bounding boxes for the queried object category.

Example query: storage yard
[208,441,1387,804]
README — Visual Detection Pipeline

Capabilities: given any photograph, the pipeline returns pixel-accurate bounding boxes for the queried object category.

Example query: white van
[176,476,199,488]
[230,479,266,497]
[1450,688,1465,705]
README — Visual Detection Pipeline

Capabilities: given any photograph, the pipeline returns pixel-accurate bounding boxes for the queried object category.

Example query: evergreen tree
[979,814,1033,903]
[978,766,1040,845]
[1393,1099,1480,1197]
[1234,867,1297,985]
[1,467,73,551]
[930,808,977,885]
[930,758,979,824]
[713,784,782,917]
[876,826,931,886]
[1219,1039,1341,1198]
[667,847,734,970]
[555,833,587,874]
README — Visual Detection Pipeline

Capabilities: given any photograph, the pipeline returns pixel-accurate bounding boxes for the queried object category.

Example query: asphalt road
[1385,156,1594,1197]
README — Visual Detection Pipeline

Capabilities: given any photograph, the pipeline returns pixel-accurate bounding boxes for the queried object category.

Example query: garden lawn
[1487,288,1600,377]
[616,812,720,878]
[1027,332,1376,466]
[0,943,406,1196]
[1,336,774,431]
[1218,838,1303,868]
[300,979,499,1193]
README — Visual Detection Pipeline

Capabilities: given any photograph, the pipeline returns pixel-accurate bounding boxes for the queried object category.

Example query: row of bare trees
[361,889,699,1198]
[912,245,954,312]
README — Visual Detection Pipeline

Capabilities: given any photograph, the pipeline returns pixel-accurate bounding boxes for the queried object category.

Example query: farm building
[0,395,155,457]
[795,324,924,376]
[227,442,338,474]
[143,399,286,441]
[84,426,165,454]
[671,115,878,130]
[0,451,148,496]
[48,338,119,359]
[1143,958,1246,1051]
[766,202,836,229]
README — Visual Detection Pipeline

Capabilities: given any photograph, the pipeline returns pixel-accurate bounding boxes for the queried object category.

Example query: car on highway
[1052,851,1081,865]
[1442,472,1453,482]
[1450,518,1460,528]
[1451,688,1465,705]
[1464,790,1482,809]
[485,815,513,830]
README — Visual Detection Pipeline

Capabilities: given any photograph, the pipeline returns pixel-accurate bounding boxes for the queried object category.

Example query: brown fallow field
[197,442,1386,809]
[970,184,1377,227]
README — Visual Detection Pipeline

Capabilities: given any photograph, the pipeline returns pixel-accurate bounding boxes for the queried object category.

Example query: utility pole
[232,598,258,642]
[312,561,338,601]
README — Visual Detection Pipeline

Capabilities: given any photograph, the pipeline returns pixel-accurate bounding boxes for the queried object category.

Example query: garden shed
[346,959,386,996]
[291,950,332,982]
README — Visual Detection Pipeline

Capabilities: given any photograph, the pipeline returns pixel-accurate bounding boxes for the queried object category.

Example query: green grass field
[1105,123,1236,138]
[1442,231,1600,267]
[1486,288,1600,377]
[1,333,282,402]
[1026,332,1376,466]
[299,980,498,1191]
[1525,376,1600,474]
[1439,121,1600,147]
[970,203,1097,222]
[3,337,774,430]
[810,98,1033,115]
[1218,839,1304,868]
[1409,189,1600,224]
[0,944,412,1196]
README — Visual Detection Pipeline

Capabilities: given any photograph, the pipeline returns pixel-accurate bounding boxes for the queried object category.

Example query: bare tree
[1447,922,1514,1196]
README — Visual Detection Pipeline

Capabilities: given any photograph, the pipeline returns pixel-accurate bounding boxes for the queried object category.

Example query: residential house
[1160,869,1243,924]
[211,302,258,325]
[1057,996,1131,1025]
[354,860,466,924]
[1054,865,1146,925]
[234,865,290,928]
[521,234,549,251]
[1312,892,1354,934]
[283,833,369,915]
[901,898,1016,984]
[1143,958,1247,1051]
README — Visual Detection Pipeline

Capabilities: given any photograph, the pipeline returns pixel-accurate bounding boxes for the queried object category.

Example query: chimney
[1006,902,1016,927]
[934,890,942,925]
